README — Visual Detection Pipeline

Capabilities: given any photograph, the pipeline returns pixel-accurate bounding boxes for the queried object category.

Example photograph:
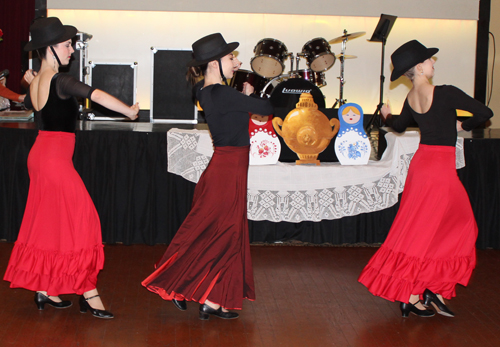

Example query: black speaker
[88,62,137,119]
[151,49,196,123]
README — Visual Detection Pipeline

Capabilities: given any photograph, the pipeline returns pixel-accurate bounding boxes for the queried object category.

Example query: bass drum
[230,69,272,97]
[269,78,325,109]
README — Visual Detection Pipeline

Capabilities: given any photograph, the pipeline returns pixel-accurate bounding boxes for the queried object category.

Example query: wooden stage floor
[0,242,499,347]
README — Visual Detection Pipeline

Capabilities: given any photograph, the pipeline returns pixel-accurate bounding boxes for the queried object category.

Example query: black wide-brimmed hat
[390,40,439,81]
[24,17,77,51]
[187,33,239,67]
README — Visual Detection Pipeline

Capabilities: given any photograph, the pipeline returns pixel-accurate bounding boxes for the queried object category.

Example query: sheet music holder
[365,14,397,136]
[369,14,397,43]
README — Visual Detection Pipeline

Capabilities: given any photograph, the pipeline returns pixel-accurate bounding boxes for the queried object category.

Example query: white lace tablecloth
[167,128,465,223]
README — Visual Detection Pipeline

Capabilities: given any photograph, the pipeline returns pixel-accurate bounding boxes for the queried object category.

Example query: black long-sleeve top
[24,74,95,132]
[386,85,493,146]
[196,83,274,147]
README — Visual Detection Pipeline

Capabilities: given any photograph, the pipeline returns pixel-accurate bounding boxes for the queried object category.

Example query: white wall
[48,0,480,20]
[50,10,477,116]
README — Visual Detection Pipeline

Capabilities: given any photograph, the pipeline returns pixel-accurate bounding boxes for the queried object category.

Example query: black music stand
[365,14,397,133]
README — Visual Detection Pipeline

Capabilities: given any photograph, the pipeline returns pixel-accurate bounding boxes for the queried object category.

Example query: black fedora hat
[390,40,439,81]
[24,17,77,51]
[187,33,239,67]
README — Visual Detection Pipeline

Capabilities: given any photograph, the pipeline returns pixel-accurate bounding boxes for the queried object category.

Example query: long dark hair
[35,47,48,60]
[186,63,208,86]
[186,64,208,105]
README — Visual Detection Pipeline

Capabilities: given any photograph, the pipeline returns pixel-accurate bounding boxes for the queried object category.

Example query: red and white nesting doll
[249,114,281,165]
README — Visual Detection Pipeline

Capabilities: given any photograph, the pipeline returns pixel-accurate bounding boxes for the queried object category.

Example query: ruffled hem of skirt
[358,245,475,302]
[3,242,105,296]
[142,252,255,310]
[143,285,255,311]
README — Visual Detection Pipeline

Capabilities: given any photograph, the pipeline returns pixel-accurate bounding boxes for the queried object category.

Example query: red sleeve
[0,84,22,101]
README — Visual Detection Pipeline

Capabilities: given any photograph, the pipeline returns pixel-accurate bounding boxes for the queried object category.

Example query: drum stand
[287,52,304,77]
[289,52,295,75]
[294,54,302,76]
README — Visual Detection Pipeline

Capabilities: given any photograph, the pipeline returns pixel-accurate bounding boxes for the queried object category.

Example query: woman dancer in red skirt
[358,40,493,318]
[3,17,139,319]
[142,33,273,320]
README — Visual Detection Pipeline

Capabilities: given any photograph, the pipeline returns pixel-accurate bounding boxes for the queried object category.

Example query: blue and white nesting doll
[334,103,371,165]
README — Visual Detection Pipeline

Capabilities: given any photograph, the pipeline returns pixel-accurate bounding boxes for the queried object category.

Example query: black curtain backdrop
[456,138,500,248]
[1,126,499,249]
[0,0,35,94]
[0,127,193,245]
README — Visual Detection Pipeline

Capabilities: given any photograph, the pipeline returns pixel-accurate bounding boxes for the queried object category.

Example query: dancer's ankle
[204,300,220,310]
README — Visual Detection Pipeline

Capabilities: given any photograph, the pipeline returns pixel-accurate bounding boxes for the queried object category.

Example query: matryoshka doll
[249,114,281,165]
[334,103,371,165]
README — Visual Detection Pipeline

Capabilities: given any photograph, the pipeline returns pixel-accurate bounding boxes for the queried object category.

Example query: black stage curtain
[72,130,193,245]
[0,128,193,245]
[248,207,399,245]
[1,127,498,249]
[0,128,35,241]
[457,138,500,249]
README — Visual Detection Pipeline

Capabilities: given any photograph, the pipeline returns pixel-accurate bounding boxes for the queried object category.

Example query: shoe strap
[84,294,101,301]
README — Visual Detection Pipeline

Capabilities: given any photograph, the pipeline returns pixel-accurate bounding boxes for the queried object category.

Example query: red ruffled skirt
[142,146,254,310]
[358,144,477,302]
[3,131,104,296]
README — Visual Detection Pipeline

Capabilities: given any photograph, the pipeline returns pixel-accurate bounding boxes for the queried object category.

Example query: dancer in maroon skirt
[358,40,493,318]
[142,33,273,320]
[3,17,139,319]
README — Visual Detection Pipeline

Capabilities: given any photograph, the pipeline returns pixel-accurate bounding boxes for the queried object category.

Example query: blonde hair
[404,66,417,81]
[342,106,361,116]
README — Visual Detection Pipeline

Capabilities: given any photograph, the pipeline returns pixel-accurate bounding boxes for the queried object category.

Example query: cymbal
[335,54,357,59]
[329,31,366,44]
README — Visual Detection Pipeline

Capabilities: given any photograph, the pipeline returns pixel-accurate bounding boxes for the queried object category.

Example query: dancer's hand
[242,82,254,96]
[380,101,392,122]
[127,102,140,120]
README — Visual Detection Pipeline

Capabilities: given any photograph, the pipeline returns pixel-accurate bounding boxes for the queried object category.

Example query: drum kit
[230,30,365,109]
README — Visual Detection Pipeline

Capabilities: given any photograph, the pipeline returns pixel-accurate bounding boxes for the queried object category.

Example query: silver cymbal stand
[333,29,349,108]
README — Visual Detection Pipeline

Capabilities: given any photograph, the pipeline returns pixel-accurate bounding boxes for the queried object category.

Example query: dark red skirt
[3,131,104,296]
[358,144,477,302]
[142,146,254,310]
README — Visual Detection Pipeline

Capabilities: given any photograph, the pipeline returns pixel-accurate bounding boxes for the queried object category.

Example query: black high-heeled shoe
[400,301,435,318]
[79,295,114,319]
[199,303,239,320]
[34,292,72,310]
[423,289,455,317]
[172,299,187,311]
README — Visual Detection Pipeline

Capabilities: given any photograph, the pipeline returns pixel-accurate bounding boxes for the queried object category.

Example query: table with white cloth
[167,128,465,224]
